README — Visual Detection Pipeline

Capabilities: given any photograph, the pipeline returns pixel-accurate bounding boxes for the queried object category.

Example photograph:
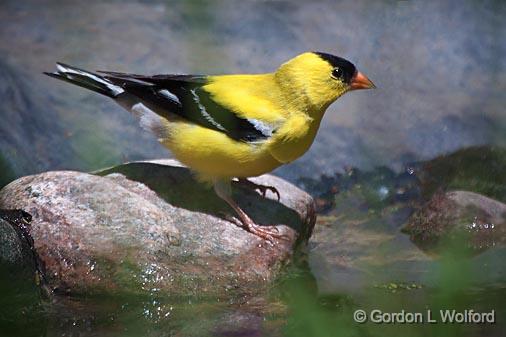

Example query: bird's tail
[44,63,124,98]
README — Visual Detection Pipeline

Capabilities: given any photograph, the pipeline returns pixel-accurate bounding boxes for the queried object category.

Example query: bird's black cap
[314,52,357,84]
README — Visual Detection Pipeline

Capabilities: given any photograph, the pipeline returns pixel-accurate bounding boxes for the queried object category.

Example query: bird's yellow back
[204,74,288,123]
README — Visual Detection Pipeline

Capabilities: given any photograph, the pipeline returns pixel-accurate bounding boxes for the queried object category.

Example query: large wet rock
[402,190,506,255]
[0,160,315,296]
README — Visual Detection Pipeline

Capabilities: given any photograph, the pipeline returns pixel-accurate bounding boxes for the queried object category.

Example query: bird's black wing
[99,71,274,142]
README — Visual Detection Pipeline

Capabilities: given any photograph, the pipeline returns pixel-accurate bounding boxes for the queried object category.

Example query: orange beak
[350,71,376,90]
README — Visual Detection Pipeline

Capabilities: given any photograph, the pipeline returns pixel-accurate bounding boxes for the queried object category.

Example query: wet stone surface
[403,190,506,255]
[0,160,315,297]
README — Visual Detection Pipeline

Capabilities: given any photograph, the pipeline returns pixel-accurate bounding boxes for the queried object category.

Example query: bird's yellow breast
[267,113,322,164]
[161,114,322,182]
[161,120,283,182]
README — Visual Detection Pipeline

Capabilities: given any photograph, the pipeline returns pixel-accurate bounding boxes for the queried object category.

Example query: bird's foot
[222,213,288,245]
[235,178,281,201]
[215,179,286,245]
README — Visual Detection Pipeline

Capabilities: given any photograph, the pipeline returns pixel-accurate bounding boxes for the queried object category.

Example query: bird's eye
[331,67,343,79]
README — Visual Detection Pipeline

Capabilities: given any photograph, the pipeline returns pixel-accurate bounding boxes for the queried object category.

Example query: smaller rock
[0,213,33,269]
[402,190,506,255]
[0,210,40,288]
[0,210,42,330]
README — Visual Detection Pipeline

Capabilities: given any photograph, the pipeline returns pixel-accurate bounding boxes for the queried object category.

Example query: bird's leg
[235,178,281,201]
[214,179,286,243]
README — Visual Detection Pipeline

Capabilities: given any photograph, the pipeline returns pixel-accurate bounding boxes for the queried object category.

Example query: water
[3,251,505,336]
[1,0,505,336]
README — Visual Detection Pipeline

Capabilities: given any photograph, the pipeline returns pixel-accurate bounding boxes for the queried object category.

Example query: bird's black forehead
[314,52,357,83]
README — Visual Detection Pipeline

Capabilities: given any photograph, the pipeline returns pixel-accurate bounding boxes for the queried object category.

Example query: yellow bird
[45,52,374,242]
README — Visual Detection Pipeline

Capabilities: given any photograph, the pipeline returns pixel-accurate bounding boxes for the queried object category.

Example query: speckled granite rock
[403,190,506,255]
[0,160,315,296]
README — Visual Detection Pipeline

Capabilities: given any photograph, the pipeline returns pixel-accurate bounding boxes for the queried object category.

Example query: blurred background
[1,0,505,183]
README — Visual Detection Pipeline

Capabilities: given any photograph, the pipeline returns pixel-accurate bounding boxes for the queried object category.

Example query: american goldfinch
[45,52,374,242]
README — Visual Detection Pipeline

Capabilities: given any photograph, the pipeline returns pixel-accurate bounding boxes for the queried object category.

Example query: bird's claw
[235,178,281,201]
[259,185,281,201]
[224,214,288,245]
[244,223,288,246]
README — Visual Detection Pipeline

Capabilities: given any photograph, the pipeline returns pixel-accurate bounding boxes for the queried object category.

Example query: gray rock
[0,211,42,326]
[0,216,37,284]
[1,220,29,267]
[0,160,315,296]
[403,190,506,255]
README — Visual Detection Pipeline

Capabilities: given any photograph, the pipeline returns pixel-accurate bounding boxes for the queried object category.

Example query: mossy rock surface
[417,146,506,202]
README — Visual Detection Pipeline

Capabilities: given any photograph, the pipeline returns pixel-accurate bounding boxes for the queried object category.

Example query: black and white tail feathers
[45,62,169,139]
[44,63,124,98]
